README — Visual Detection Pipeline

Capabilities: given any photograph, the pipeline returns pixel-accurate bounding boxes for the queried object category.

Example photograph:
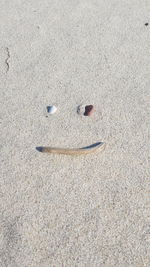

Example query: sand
[0,0,149,266]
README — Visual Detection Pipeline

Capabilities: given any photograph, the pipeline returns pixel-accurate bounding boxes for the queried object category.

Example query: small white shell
[47,105,57,114]
[77,105,85,115]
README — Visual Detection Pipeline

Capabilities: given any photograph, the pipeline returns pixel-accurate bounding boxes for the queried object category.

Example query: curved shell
[36,142,106,156]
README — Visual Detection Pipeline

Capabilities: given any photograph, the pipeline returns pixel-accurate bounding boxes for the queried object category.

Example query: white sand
[0,0,149,266]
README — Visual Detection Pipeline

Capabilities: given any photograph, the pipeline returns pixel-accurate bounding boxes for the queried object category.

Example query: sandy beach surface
[0,0,150,266]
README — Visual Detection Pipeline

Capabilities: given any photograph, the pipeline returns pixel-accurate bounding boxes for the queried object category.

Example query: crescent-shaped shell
[36,142,106,156]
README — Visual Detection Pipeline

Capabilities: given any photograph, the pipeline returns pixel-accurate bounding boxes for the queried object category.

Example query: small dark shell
[84,105,94,116]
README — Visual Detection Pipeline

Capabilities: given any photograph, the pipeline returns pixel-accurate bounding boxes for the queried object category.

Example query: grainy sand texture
[0,0,150,266]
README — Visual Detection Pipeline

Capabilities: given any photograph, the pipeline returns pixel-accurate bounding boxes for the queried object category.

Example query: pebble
[46,105,57,115]
[77,104,94,116]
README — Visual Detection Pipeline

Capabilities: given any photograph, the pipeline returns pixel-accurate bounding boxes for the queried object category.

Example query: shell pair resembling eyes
[46,104,94,117]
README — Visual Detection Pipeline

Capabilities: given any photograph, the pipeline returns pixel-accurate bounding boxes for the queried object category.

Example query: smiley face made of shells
[37,104,106,155]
